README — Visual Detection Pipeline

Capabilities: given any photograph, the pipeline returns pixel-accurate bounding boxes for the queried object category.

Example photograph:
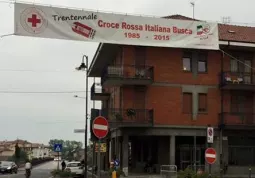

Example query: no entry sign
[92,116,109,139]
[205,148,217,164]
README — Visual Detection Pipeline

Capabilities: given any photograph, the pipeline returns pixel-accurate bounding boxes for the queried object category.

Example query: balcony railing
[91,83,110,101]
[100,108,154,127]
[101,65,154,86]
[220,71,255,90]
[219,112,255,128]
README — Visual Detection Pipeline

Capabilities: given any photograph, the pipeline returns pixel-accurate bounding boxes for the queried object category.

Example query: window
[230,59,238,72]
[183,52,192,71]
[183,93,192,113]
[198,93,207,112]
[198,53,207,72]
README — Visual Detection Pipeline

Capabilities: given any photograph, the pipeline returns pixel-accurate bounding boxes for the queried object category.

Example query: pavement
[0,161,57,178]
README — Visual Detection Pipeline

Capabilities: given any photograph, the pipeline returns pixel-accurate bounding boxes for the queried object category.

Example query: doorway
[179,145,205,170]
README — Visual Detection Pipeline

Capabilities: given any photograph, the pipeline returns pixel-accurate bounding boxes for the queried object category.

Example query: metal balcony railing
[219,112,255,126]
[101,65,154,85]
[101,108,154,126]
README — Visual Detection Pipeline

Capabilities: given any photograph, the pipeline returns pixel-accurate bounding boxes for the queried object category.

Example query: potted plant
[126,108,136,119]
[115,113,123,121]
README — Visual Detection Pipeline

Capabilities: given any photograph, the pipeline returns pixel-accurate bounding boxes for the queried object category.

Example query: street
[0,161,56,178]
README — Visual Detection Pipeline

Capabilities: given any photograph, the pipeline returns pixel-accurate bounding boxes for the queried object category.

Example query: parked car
[0,161,18,174]
[65,161,84,177]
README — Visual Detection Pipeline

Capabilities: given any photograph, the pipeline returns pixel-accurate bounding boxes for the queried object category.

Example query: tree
[14,143,21,162]
[11,145,27,163]
[48,139,83,161]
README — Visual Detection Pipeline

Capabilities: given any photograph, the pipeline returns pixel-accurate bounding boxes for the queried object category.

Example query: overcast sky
[0,0,254,145]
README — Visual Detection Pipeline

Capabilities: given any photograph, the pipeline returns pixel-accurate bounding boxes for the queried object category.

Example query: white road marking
[206,153,216,158]
[94,124,108,130]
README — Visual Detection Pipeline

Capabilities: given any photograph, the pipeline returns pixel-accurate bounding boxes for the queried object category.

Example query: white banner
[14,3,219,50]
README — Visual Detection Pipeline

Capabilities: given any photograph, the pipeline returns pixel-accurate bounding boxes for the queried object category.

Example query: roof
[0,148,13,152]
[218,24,255,43]
[165,14,255,43]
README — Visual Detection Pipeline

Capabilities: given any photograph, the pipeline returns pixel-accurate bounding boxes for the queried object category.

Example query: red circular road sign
[92,116,109,139]
[208,128,213,136]
[205,148,217,164]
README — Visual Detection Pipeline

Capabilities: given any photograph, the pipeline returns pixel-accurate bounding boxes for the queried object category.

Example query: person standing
[61,160,66,171]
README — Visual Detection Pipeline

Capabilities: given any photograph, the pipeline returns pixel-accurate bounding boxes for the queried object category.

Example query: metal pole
[208,143,212,178]
[57,152,60,170]
[97,140,101,178]
[193,5,194,19]
[84,56,89,178]
[92,77,96,177]
[194,136,196,172]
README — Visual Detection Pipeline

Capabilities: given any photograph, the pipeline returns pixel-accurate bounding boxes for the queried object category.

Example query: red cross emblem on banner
[27,14,41,27]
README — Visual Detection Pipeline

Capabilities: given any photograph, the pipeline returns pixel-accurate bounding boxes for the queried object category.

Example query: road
[0,161,57,178]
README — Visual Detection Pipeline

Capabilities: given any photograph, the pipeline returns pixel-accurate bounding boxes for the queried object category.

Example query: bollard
[249,168,251,178]
[112,170,117,178]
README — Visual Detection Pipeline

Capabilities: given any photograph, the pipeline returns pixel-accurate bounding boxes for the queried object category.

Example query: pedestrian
[61,160,66,171]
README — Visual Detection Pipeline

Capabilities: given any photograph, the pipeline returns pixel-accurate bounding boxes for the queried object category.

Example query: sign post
[207,126,214,177]
[207,127,214,144]
[92,116,109,178]
[54,144,62,170]
[205,148,216,178]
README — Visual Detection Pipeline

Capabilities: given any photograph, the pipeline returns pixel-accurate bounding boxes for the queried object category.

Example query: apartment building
[0,140,51,160]
[88,15,255,175]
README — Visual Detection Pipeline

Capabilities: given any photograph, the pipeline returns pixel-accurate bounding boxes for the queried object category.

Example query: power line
[0,69,78,73]
[0,90,87,93]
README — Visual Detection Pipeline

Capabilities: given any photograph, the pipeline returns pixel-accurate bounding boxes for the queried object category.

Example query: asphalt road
[0,161,57,178]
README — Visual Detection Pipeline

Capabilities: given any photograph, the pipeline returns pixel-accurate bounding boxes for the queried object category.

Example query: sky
[0,0,255,145]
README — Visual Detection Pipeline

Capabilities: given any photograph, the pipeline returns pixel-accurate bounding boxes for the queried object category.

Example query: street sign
[74,129,85,133]
[54,144,62,152]
[114,159,120,167]
[92,116,109,139]
[205,148,216,164]
[207,127,214,143]
[95,143,107,153]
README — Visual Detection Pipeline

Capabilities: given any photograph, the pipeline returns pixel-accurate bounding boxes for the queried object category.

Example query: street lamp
[76,55,89,178]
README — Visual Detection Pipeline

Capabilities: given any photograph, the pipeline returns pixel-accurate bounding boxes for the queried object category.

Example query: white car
[65,162,84,176]
[54,157,61,161]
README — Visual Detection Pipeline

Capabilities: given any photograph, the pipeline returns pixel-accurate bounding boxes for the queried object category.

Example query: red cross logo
[27,14,41,27]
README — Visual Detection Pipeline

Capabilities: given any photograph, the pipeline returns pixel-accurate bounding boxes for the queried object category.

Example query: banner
[14,3,219,50]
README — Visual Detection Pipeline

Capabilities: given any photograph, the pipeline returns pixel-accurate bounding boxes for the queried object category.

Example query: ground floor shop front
[94,127,255,176]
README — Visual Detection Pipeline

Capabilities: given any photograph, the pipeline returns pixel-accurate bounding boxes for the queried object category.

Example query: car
[54,157,61,161]
[65,161,84,177]
[0,161,18,174]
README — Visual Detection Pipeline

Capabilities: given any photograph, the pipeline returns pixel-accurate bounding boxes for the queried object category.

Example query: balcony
[101,65,154,86]
[219,112,255,129]
[220,71,255,91]
[91,83,110,101]
[101,108,154,128]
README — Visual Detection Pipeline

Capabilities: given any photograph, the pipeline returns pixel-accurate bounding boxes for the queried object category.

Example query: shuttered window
[198,93,207,112]
[183,93,192,113]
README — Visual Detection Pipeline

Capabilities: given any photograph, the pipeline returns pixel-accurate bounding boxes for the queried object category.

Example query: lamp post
[76,55,89,178]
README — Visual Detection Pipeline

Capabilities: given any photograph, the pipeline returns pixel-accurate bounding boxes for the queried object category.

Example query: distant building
[0,139,51,160]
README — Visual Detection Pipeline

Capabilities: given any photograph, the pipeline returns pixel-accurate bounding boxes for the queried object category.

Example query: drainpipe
[220,50,224,178]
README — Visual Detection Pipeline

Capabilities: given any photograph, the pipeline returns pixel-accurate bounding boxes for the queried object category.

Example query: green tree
[14,143,21,162]
[48,139,83,160]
